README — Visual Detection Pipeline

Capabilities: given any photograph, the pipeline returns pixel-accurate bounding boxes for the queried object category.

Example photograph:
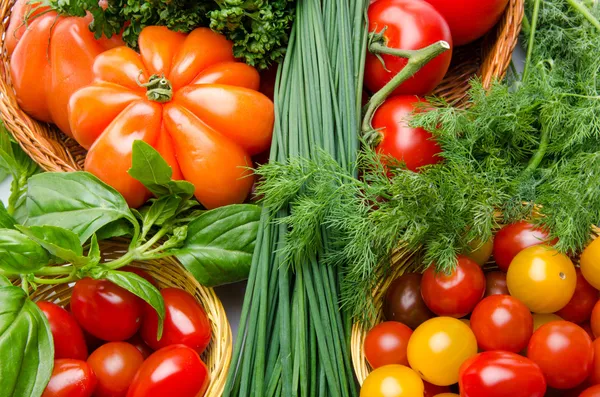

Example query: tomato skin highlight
[364,321,413,368]
[556,268,598,324]
[383,273,434,329]
[492,221,553,272]
[37,302,88,361]
[359,365,424,397]
[87,342,144,397]
[41,359,97,397]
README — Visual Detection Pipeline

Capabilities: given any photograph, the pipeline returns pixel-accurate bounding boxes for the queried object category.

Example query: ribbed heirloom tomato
[69,26,274,208]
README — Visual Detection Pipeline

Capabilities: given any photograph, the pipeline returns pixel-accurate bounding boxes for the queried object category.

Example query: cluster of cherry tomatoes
[38,267,212,397]
[360,221,600,397]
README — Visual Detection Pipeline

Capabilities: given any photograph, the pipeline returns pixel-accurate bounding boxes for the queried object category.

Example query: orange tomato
[69,26,274,208]
[581,238,600,290]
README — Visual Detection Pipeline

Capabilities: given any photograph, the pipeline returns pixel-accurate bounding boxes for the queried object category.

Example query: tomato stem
[523,0,541,82]
[138,73,173,103]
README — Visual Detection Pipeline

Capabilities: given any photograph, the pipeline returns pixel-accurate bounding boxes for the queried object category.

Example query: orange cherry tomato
[581,238,600,290]
[364,321,413,368]
[592,300,600,338]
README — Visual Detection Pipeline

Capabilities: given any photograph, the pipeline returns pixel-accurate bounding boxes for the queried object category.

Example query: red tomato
[37,302,88,360]
[527,321,594,389]
[492,221,553,272]
[556,268,598,323]
[87,342,144,397]
[592,301,600,338]
[127,333,154,359]
[364,321,413,368]
[484,271,509,297]
[591,339,600,385]
[423,0,509,46]
[120,266,158,287]
[423,381,450,397]
[582,385,600,397]
[421,255,486,317]
[71,278,143,341]
[141,288,211,354]
[126,345,210,397]
[470,295,533,352]
[459,351,546,397]
[42,359,97,397]
[365,0,453,96]
[373,96,442,172]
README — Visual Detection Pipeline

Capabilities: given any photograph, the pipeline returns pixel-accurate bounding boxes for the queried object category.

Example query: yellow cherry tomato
[466,237,494,266]
[507,245,576,313]
[532,313,563,331]
[360,365,424,397]
[580,238,600,290]
[407,317,477,386]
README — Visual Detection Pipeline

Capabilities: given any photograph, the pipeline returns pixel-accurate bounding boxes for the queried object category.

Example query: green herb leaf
[0,202,15,229]
[175,204,260,287]
[16,225,87,266]
[0,229,50,273]
[0,284,53,397]
[87,234,101,266]
[95,220,133,241]
[0,274,11,287]
[140,195,182,236]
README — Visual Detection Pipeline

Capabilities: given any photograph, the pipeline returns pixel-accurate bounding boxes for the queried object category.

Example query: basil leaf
[141,195,182,236]
[96,220,133,241]
[176,204,260,287]
[0,229,50,273]
[16,225,87,266]
[26,172,136,243]
[87,234,101,266]
[0,274,11,287]
[0,125,38,181]
[0,284,53,397]
[0,202,15,229]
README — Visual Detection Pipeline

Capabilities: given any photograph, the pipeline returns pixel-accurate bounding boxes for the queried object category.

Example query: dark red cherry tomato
[364,321,413,368]
[373,96,442,172]
[71,278,143,341]
[581,385,600,397]
[42,359,97,397]
[383,272,434,329]
[126,345,210,397]
[141,288,211,354]
[492,221,554,272]
[37,302,88,360]
[87,342,144,397]
[527,321,594,389]
[459,351,546,397]
[556,268,599,324]
[421,255,486,318]
[127,333,154,359]
[365,0,453,96]
[470,295,533,352]
[484,271,509,297]
[423,381,450,397]
[121,266,158,287]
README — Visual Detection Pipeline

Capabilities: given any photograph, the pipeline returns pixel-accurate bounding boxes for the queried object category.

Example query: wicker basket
[26,240,232,397]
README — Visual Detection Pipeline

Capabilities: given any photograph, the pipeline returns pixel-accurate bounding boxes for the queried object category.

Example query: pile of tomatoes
[38,267,212,397]
[360,221,600,397]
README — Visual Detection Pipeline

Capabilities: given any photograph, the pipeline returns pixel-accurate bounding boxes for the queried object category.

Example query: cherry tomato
[423,381,450,397]
[582,385,600,397]
[581,238,600,290]
[37,302,88,360]
[532,313,563,331]
[492,221,554,272]
[141,288,211,354]
[421,256,486,318]
[484,271,509,297]
[127,333,154,359]
[364,321,412,368]
[126,345,210,397]
[365,0,453,96]
[373,96,442,172]
[87,342,144,397]
[120,266,158,287]
[359,365,424,397]
[527,321,594,389]
[556,268,598,323]
[466,237,494,266]
[590,339,600,385]
[407,317,478,386]
[459,351,546,397]
[591,300,600,338]
[71,278,144,341]
[42,359,97,397]
[470,295,533,352]
[584,322,596,341]
[507,245,576,313]
[383,273,434,329]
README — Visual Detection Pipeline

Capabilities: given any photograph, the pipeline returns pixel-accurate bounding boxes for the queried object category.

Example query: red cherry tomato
[42,359,97,397]
[373,96,442,172]
[423,0,509,46]
[120,266,158,287]
[459,351,546,397]
[470,295,533,352]
[527,321,594,389]
[365,0,453,96]
[492,221,553,272]
[421,255,486,317]
[582,385,600,397]
[87,342,144,397]
[126,345,210,397]
[71,278,143,341]
[423,381,450,397]
[383,273,434,329]
[141,288,211,354]
[484,271,509,297]
[364,321,413,368]
[37,302,88,360]
[590,339,600,385]
[592,300,600,338]
[127,333,154,359]
[556,268,598,324]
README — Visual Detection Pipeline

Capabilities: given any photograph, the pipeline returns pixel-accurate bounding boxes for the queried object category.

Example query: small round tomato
[533,313,563,331]
[466,237,494,266]
[470,295,533,352]
[141,288,211,354]
[459,351,546,397]
[556,268,598,323]
[120,266,158,287]
[591,301,600,338]
[507,245,576,313]
[87,342,144,397]
[127,333,154,359]
[423,381,450,397]
[407,317,478,386]
[364,321,412,368]
[484,271,509,297]
[492,221,554,272]
[383,273,434,329]
[527,321,594,389]
[71,278,143,341]
[360,365,424,397]
[421,256,486,318]
[126,345,210,397]
[590,339,600,385]
[37,302,88,360]
[581,238,600,290]
[42,359,97,397]
[582,385,600,397]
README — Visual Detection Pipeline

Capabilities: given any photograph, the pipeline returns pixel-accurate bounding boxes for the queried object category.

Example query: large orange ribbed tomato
[69,26,274,209]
